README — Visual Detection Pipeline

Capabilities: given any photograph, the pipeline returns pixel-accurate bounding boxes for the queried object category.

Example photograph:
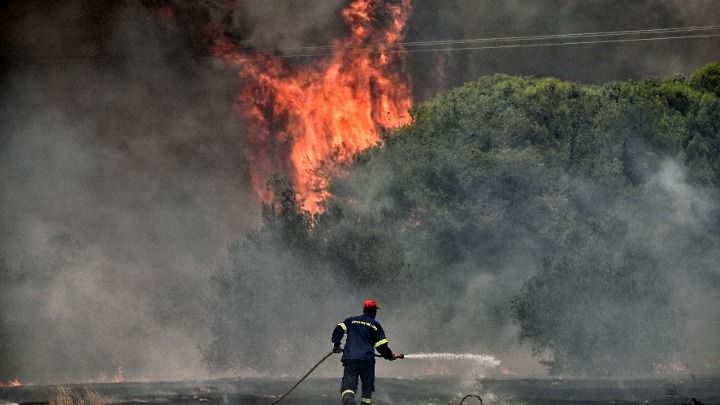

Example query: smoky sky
[1,0,720,382]
[196,0,720,97]
[406,0,720,94]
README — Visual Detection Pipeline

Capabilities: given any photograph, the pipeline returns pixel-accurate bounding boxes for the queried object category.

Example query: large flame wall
[215,0,413,212]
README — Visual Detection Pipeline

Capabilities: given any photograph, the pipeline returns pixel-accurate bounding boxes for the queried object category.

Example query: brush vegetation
[49,386,105,405]
[206,63,720,377]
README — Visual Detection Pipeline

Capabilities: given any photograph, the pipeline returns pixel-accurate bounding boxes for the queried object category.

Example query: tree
[206,64,720,376]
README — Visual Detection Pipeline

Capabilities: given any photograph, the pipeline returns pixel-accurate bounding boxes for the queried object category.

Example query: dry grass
[49,386,105,405]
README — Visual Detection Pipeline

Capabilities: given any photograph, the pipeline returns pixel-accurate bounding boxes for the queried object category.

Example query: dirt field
[1,377,719,405]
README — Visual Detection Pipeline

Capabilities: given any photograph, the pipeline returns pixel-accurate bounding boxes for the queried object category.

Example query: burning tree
[214,0,414,212]
[204,34,720,374]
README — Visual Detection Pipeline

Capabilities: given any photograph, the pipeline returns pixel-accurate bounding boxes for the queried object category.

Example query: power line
[401,25,720,48]
[7,25,720,66]
[246,33,720,60]
[382,33,720,55]
[258,24,720,53]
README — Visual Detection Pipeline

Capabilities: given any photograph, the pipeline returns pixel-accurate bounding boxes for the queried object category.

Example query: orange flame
[500,367,519,376]
[112,366,125,383]
[655,361,688,374]
[1,379,22,387]
[215,0,413,212]
[95,367,125,384]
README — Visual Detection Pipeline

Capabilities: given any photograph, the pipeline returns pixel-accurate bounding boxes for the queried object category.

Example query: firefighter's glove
[386,353,396,361]
[333,346,343,353]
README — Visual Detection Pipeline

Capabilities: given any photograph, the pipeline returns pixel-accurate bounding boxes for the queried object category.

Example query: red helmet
[363,299,379,310]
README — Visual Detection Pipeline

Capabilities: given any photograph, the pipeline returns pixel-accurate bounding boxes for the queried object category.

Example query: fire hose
[459,394,483,404]
[269,352,483,405]
[269,351,334,405]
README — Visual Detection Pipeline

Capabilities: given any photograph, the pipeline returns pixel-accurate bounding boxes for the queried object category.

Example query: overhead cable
[8,25,720,65]
[262,24,720,53]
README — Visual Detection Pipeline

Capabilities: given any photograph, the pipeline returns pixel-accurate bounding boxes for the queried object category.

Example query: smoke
[326,156,720,377]
[502,157,720,376]
[628,162,720,370]
[222,0,345,50]
[1,0,720,383]
[0,0,256,382]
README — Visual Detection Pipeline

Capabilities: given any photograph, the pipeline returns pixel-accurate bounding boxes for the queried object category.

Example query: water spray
[403,353,501,368]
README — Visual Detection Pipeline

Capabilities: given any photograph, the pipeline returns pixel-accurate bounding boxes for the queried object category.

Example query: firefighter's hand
[333,346,343,353]
[386,353,396,361]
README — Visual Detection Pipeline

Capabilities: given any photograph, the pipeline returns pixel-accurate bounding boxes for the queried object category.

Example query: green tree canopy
[206,62,720,377]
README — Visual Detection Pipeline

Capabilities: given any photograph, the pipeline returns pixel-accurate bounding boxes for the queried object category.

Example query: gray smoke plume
[0,0,256,382]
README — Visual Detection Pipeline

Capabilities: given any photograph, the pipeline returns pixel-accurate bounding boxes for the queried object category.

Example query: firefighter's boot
[341,391,356,405]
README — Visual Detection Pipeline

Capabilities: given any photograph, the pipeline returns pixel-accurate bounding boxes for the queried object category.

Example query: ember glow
[95,367,125,384]
[1,379,22,388]
[215,0,414,212]
[654,361,688,374]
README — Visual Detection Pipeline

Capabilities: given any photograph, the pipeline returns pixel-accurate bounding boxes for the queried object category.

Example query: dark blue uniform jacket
[332,314,393,362]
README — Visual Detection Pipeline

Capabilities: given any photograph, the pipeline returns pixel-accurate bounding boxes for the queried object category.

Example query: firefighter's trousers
[340,359,374,404]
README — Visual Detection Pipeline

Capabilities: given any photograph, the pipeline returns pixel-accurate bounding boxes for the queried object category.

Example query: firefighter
[331,299,401,405]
